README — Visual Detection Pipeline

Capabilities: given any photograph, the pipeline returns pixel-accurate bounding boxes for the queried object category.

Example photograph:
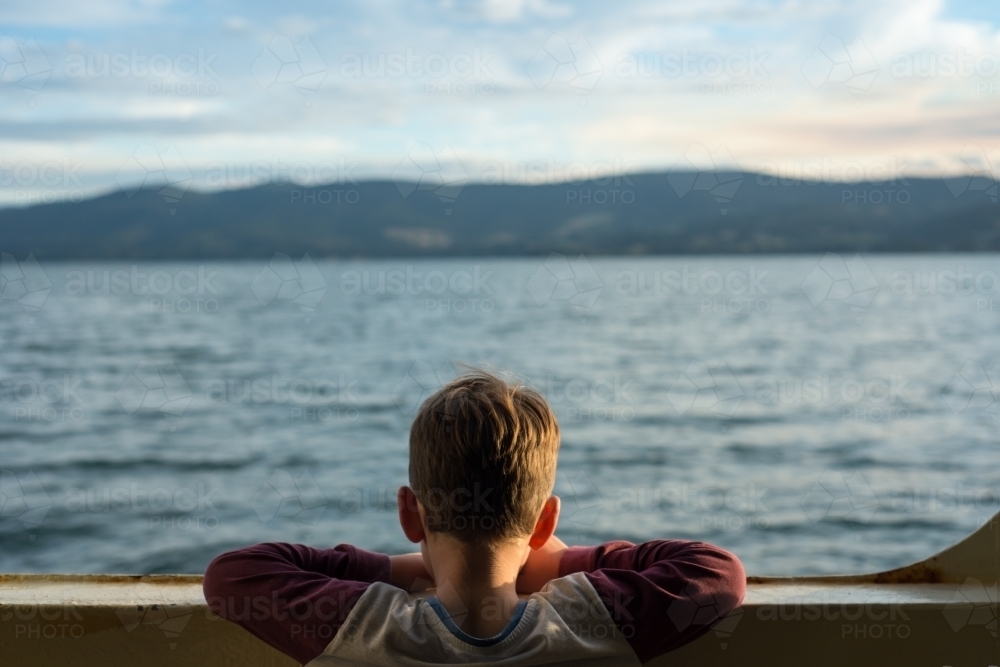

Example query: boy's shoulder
[204,539,745,666]
[311,575,638,666]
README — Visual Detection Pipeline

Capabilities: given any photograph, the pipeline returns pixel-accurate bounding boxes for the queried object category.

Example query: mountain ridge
[1,171,998,259]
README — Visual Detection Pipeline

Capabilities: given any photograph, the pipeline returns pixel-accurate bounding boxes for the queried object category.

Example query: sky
[1,0,999,206]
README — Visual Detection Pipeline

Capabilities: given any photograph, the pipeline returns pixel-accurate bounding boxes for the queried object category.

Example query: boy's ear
[397,486,426,544]
[528,495,561,550]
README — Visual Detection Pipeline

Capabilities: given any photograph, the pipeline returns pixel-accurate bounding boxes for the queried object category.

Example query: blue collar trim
[426,597,527,647]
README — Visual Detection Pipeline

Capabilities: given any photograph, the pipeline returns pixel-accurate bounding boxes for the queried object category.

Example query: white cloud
[1,0,999,204]
[275,14,322,38]
[223,16,250,32]
[0,0,169,26]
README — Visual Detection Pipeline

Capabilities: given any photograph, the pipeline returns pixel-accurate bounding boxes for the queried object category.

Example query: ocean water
[1,254,998,576]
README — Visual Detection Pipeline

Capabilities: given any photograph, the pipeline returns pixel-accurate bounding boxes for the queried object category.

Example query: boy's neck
[427,537,526,639]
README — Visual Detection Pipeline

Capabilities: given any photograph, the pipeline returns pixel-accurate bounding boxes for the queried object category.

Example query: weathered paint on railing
[2,516,997,666]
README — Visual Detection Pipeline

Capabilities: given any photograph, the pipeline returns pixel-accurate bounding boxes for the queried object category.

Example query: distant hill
[1,172,998,259]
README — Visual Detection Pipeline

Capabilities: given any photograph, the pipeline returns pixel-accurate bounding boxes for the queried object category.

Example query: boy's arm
[203,542,391,665]
[387,552,434,592]
[558,540,746,664]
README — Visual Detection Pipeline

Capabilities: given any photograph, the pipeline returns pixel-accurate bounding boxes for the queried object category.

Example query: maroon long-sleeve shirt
[204,540,745,665]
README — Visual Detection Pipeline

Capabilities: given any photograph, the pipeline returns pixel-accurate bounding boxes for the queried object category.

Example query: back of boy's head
[409,370,560,545]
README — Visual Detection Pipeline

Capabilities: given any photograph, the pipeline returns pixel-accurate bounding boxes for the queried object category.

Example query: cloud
[464,0,573,23]
[275,14,323,38]
[1,0,999,205]
[223,16,250,32]
[0,0,170,27]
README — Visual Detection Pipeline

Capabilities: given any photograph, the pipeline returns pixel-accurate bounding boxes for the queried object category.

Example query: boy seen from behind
[204,370,746,665]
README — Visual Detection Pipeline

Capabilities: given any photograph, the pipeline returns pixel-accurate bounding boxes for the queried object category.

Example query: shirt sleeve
[558,540,746,664]
[202,542,391,665]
